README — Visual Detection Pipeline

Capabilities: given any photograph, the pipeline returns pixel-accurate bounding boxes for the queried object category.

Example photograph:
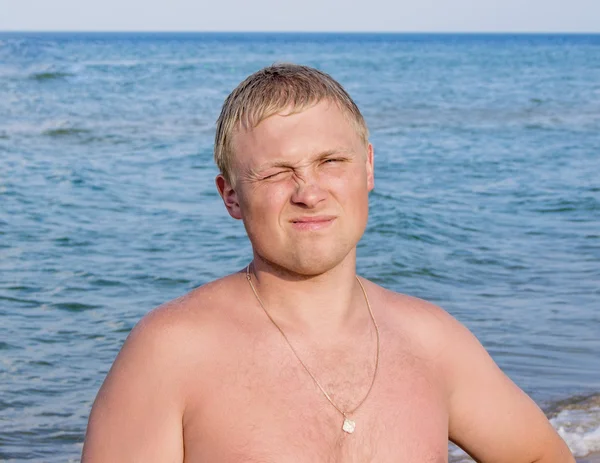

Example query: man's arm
[82,308,187,462]
[439,310,574,462]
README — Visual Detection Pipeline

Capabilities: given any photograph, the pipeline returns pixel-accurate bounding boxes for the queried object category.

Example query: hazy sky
[1,0,599,32]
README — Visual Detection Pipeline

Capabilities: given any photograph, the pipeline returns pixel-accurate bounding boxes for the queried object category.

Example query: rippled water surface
[1,33,599,461]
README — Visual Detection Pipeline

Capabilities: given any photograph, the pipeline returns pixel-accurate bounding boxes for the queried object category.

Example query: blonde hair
[214,63,369,184]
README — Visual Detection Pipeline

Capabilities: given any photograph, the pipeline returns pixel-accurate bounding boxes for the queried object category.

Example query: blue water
[1,32,599,461]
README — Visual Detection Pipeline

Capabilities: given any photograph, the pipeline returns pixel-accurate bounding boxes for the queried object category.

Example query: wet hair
[214,63,369,184]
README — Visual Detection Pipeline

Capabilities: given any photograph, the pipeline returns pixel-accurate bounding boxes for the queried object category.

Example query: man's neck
[247,252,367,336]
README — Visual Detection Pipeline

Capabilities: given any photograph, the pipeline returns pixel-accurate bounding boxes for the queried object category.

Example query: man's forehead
[234,99,346,134]
[234,102,355,146]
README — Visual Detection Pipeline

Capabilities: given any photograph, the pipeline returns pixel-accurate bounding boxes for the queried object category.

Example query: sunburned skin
[86,273,450,463]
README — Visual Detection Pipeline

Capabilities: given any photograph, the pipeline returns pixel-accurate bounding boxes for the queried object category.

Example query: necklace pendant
[342,418,356,434]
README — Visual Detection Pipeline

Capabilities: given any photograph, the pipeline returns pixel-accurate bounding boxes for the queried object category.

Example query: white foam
[448,443,472,462]
[551,406,600,457]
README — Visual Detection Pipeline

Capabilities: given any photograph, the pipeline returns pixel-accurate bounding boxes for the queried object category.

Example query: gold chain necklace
[245,264,380,434]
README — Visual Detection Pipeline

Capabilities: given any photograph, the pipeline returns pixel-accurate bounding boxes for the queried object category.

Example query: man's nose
[290,176,327,208]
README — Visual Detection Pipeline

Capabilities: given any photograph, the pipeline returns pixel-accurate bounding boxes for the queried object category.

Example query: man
[82,63,574,462]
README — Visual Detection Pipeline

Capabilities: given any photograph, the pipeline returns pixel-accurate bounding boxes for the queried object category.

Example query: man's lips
[289,216,336,230]
[290,215,336,223]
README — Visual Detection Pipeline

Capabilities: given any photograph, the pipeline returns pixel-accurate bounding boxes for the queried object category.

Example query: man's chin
[289,263,336,277]
[276,251,354,278]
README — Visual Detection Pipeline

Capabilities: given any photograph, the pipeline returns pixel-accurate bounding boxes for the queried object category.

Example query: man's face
[217,100,374,276]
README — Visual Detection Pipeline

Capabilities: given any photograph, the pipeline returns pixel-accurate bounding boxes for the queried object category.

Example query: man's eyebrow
[315,148,351,158]
[254,148,353,172]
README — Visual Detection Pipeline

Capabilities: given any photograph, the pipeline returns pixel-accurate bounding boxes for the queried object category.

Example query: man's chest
[181,338,449,463]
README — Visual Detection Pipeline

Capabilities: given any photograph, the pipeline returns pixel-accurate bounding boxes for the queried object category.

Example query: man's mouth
[290,216,336,230]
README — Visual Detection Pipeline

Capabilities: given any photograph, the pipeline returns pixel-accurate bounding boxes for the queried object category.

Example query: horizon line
[1,30,600,35]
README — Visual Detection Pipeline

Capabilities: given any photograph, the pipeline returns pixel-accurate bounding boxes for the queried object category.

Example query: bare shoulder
[103,269,256,393]
[361,279,499,389]
[82,272,246,462]
[133,270,250,345]
[361,279,573,462]
[134,273,242,336]
[360,278,465,359]
[360,279,492,397]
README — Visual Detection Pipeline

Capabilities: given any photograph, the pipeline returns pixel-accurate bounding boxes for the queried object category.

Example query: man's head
[214,63,369,186]
[215,64,374,276]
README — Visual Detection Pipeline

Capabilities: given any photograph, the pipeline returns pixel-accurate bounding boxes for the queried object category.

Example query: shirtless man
[82,64,574,462]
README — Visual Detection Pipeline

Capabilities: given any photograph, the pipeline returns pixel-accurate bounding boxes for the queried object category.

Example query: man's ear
[216,174,242,220]
[366,143,374,192]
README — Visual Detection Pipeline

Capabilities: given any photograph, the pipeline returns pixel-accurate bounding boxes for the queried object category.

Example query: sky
[0,0,599,32]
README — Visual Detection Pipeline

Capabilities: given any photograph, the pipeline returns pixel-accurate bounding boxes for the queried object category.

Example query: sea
[0,32,599,462]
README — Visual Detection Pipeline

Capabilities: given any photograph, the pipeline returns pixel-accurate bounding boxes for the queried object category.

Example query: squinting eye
[263,171,286,180]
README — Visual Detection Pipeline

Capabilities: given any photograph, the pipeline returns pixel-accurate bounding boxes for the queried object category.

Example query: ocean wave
[29,71,74,81]
[0,121,133,145]
[449,393,600,461]
[49,301,102,312]
[550,394,600,458]
[42,127,91,137]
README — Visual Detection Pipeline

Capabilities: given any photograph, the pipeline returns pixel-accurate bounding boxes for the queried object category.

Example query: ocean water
[0,32,599,461]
